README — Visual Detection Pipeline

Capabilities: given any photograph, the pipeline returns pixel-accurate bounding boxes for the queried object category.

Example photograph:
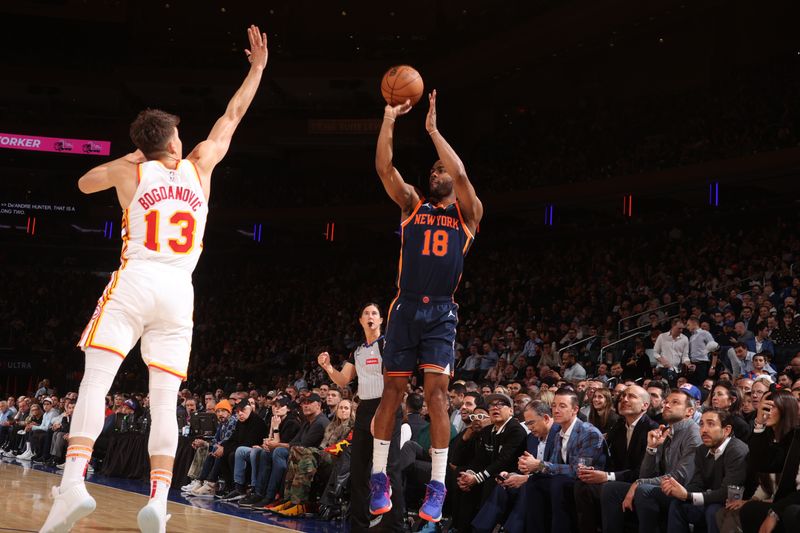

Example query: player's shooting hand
[425,90,438,134]
[317,352,331,370]
[244,25,268,70]
[384,100,412,120]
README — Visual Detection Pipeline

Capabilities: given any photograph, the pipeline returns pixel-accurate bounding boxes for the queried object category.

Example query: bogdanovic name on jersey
[137,185,204,212]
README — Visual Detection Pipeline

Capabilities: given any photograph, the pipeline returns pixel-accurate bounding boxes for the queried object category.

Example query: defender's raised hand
[425,90,438,134]
[244,25,268,70]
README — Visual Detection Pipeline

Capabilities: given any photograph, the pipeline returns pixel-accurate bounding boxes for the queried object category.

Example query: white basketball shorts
[77,259,194,379]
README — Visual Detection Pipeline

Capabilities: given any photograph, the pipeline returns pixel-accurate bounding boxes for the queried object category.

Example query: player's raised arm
[425,90,483,229]
[188,25,268,196]
[376,100,420,214]
[77,150,145,194]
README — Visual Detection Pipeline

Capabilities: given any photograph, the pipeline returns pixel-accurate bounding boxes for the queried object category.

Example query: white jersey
[124,160,208,273]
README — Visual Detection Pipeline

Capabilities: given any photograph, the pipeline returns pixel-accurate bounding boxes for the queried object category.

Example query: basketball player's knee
[147,369,182,457]
[424,383,448,410]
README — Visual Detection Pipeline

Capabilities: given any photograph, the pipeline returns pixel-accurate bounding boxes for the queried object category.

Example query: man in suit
[661,409,748,533]
[517,388,607,533]
[472,400,560,533]
[601,388,702,533]
[745,322,775,356]
[573,385,658,533]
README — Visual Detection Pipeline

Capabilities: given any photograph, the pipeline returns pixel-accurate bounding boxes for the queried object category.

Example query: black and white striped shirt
[348,336,385,400]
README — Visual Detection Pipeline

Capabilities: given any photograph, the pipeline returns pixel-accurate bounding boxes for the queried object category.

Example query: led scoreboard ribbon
[0,132,111,156]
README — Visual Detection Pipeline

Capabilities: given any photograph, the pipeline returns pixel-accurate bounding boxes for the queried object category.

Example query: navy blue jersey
[396,199,474,297]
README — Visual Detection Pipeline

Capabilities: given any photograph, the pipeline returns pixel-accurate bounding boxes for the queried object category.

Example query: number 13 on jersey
[143,210,196,254]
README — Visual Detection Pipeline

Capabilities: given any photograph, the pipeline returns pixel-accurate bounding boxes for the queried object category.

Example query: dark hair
[588,388,614,430]
[525,399,552,418]
[129,109,180,159]
[704,409,734,431]
[359,302,382,317]
[713,381,741,414]
[464,391,485,410]
[449,383,466,394]
[406,393,424,413]
[669,388,695,409]
[733,342,748,350]
[756,321,768,332]
[553,388,579,409]
[765,390,799,441]
[647,381,668,400]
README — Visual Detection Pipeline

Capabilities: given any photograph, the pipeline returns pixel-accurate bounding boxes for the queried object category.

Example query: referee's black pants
[350,398,405,533]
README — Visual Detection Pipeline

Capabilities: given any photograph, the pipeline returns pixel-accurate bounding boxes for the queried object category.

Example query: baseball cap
[679,384,702,402]
[274,396,293,408]
[300,393,323,404]
[484,393,513,408]
[42,397,53,404]
[214,399,233,413]
[233,399,251,412]
[124,399,138,410]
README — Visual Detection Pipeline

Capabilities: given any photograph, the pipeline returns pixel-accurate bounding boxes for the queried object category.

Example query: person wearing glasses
[450,393,527,531]
[473,400,561,533]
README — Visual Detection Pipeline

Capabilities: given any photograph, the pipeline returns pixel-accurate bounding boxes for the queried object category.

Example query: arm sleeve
[300,418,328,447]
[542,428,605,478]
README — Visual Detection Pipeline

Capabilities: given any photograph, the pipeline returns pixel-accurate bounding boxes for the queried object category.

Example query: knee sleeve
[71,348,123,440]
[147,368,182,457]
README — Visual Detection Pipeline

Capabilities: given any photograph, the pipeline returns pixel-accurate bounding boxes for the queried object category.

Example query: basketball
[381,65,424,106]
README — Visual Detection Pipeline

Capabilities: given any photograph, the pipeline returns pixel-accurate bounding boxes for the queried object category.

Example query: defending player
[39,25,268,533]
[369,90,483,522]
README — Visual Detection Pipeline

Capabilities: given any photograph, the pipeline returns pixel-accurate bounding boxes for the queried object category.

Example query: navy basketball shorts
[383,292,457,377]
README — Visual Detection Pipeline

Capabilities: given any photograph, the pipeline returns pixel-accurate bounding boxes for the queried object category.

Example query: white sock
[149,469,172,512]
[61,445,92,488]
[430,448,448,484]
[371,439,391,474]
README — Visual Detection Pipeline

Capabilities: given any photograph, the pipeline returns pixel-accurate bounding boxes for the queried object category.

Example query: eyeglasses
[468,413,489,421]
[488,401,508,409]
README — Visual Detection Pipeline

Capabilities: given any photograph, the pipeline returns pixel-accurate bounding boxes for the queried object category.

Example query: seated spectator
[450,393,527,531]
[217,400,270,501]
[47,399,73,467]
[646,381,668,424]
[560,351,587,382]
[518,388,607,533]
[601,388,702,533]
[256,393,329,508]
[0,399,17,451]
[622,341,652,383]
[729,389,799,532]
[588,387,619,436]
[13,402,42,460]
[574,386,658,533]
[184,399,237,496]
[448,383,467,434]
[744,352,778,381]
[472,400,560,533]
[324,388,341,421]
[2,398,30,456]
[661,410,748,533]
[728,343,758,380]
[709,381,751,441]
[270,399,354,516]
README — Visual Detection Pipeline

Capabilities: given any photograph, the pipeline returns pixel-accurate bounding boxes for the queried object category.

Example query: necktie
[555,434,565,464]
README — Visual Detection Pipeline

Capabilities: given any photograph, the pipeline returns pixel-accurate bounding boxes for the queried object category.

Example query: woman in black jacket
[736,390,800,533]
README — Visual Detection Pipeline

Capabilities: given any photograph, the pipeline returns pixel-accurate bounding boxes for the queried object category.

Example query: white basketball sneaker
[137,501,171,533]
[40,483,97,533]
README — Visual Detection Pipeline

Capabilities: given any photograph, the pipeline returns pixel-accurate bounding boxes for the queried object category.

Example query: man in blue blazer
[518,388,607,533]
[472,400,560,533]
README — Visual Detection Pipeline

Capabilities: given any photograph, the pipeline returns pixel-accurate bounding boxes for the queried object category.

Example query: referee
[317,303,405,532]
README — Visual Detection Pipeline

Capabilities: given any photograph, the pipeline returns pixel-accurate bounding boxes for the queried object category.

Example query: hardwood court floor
[1,462,299,532]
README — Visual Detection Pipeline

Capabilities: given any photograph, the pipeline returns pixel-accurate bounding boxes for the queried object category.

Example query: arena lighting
[623,194,633,217]
[0,132,111,156]
[325,222,335,241]
[709,182,720,206]
[104,221,114,239]
[26,216,36,236]
[544,204,554,226]
[253,223,262,243]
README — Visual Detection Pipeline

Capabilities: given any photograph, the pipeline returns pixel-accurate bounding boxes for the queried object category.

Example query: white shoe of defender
[40,484,97,533]
[137,501,171,533]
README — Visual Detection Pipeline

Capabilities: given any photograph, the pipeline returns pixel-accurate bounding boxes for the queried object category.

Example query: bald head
[618,385,650,421]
